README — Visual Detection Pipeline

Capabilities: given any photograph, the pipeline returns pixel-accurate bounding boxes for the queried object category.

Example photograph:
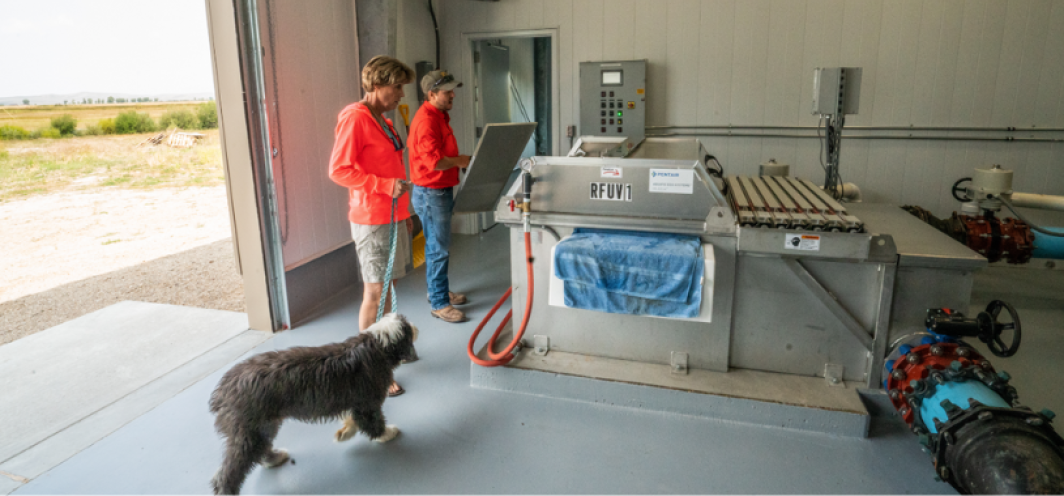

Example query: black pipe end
[945,414,1064,494]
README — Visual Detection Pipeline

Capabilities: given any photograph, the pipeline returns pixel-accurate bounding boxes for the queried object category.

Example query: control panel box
[812,67,862,116]
[580,60,646,153]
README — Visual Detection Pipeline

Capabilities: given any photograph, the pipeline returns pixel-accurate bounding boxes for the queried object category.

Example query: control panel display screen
[601,70,622,86]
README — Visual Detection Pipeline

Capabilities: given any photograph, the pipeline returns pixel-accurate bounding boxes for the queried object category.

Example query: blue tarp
[554,228,703,318]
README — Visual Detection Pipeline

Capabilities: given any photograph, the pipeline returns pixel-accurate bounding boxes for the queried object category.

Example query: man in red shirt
[408,70,471,323]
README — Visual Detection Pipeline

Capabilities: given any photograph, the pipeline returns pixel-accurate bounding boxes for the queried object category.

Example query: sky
[0,0,215,98]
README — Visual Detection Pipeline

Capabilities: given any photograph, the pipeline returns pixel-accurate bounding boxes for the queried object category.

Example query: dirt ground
[0,186,243,345]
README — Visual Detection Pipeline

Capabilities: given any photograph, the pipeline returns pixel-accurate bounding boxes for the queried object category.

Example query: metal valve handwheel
[925,300,1022,358]
[952,177,973,202]
[977,299,1021,357]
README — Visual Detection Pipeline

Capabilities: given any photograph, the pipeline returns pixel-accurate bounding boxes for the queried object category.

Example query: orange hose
[467,231,534,367]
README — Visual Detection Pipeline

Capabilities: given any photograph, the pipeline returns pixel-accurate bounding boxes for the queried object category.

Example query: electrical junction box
[812,67,862,116]
[580,60,646,151]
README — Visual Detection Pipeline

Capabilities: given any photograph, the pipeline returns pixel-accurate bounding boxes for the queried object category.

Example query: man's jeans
[411,185,454,311]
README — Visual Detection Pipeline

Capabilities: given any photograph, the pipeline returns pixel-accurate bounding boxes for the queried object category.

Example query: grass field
[0,130,224,202]
[0,102,209,132]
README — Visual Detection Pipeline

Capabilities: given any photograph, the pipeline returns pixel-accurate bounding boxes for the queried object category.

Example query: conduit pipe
[647,131,1064,144]
[1010,192,1064,213]
[649,125,1064,132]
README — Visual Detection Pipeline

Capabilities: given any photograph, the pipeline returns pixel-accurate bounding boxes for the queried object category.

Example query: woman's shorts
[351,222,411,283]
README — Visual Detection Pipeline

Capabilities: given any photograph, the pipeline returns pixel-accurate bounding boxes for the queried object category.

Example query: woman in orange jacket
[328,55,415,396]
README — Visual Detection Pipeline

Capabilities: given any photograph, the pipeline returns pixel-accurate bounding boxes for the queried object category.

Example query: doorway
[456,30,556,234]
[472,37,552,158]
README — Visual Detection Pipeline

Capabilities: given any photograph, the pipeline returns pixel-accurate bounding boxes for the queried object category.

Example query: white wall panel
[1047,144,1064,199]
[1013,0,1053,128]
[399,0,1064,217]
[697,0,735,127]
[930,0,963,127]
[666,0,702,126]
[888,0,922,127]
[910,0,942,127]
[515,1,544,30]
[603,0,636,61]
[969,0,1007,127]
[989,0,1031,127]
[634,0,669,127]
[1034,2,1064,128]
[948,0,983,127]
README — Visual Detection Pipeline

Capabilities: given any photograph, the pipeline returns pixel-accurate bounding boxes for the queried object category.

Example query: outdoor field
[0,101,239,343]
[0,102,223,202]
[0,101,208,132]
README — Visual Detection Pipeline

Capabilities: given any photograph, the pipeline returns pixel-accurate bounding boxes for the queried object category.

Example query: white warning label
[785,234,821,251]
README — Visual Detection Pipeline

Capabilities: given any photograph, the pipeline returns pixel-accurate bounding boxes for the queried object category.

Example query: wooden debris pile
[167,132,205,148]
[135,128,206,149]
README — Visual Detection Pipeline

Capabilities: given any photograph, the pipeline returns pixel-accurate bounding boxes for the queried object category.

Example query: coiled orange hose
[467,231,534,367]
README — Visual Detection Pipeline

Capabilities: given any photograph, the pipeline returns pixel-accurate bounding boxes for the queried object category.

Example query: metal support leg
[865,263,897,388]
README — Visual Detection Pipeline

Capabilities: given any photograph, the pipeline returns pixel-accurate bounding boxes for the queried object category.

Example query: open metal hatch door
[453,122,537,214]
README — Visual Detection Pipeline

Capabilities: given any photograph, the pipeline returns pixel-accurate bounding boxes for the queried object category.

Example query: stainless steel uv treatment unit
[492,139,979,382]
[462,137,985,438]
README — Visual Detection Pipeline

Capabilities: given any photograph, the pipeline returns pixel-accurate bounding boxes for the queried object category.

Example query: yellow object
[412,231,426,268]
[398,104,411,127]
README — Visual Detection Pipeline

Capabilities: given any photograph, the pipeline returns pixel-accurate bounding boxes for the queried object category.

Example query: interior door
[456,41,513,234]
[475,40,512,137]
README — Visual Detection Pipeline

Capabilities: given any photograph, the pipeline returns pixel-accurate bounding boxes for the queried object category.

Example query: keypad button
[601,118,606,124]
[609,119,614,124]
[601,127,606,133]
[617,127,623,133]
[609,91,615,97]
[601,91,606,97]
[618,119,623,125]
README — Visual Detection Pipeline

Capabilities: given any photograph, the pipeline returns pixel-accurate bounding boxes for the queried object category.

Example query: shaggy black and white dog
[208,313,419,495]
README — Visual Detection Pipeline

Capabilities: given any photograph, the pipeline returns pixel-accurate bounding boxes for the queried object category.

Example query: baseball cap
[421,70,463,95]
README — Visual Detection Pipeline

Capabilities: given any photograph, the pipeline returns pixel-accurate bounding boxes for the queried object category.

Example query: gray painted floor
[0,302,268,493]
[11,226,1064,494]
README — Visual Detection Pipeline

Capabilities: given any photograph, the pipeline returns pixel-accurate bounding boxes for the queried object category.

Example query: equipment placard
[785,234,821,251]
[601,166,623,178]
[590,182,633,202]
[649,169,694,194]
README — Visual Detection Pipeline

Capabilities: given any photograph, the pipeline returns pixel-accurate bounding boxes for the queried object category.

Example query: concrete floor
[9,226,1064,494]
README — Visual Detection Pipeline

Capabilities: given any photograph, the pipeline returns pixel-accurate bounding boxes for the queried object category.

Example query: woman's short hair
[361,56,415,93]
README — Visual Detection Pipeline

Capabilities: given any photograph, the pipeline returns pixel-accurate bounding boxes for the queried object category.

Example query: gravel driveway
[0,186,244,346]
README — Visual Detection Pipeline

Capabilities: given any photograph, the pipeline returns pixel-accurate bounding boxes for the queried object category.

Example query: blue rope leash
[375,197,400,323]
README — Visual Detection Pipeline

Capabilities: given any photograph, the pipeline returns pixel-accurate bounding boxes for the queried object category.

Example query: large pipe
[947,416,1064,494]
[1010,192,1064,212]
[883,332,1064,494]
[1033,229,1064,259]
